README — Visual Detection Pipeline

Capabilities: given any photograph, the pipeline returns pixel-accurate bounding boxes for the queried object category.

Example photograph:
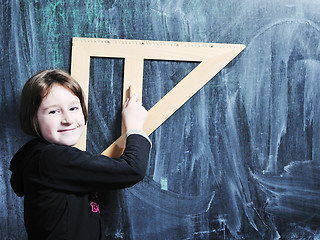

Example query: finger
[129,93,139,103]
[129,85,136,98]
[123,98,129,108]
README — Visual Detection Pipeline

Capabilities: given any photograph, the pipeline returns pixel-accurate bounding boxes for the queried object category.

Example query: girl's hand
[122,93,148,131]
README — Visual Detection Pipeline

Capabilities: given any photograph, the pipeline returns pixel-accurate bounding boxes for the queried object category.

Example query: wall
[1,0,320,239]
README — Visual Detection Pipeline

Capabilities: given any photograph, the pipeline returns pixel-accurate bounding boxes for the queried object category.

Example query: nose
[61,112,73,125]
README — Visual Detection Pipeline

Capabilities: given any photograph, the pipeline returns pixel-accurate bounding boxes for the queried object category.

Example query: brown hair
[19,69,88,137]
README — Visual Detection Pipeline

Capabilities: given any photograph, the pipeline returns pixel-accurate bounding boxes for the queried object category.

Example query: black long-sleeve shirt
[10,134,151,240]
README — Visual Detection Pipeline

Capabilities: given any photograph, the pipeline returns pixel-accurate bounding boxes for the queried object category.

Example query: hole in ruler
[143,60,200,109]
[86,57,124,153]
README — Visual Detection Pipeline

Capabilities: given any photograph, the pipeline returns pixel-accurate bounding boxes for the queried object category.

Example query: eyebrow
[41,105,59,111]
[42,101,80,111]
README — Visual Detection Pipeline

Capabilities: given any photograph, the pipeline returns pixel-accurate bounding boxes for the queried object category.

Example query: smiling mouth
[58,128,77,133]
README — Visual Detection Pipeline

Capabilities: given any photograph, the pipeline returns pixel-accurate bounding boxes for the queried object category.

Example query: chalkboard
[1,1,320,239]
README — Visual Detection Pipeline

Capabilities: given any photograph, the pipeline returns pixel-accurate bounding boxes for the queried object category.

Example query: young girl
[9,69,151,240]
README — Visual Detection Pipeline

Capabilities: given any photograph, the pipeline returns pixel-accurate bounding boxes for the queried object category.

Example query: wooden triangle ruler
[70,37,245,156]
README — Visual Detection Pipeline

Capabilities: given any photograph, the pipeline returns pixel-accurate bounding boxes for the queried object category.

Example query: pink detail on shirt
[90,202,100,213]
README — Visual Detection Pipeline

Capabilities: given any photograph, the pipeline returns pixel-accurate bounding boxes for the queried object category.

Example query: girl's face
[37,84,85,146]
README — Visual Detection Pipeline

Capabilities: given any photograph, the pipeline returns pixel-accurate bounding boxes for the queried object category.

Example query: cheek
[38,118,56,136]
[39,124,53,138]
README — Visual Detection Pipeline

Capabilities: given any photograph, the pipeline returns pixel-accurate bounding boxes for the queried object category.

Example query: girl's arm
[37,134,151,193]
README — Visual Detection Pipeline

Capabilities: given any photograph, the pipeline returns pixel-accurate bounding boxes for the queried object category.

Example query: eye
[48,109,59,114]
[70,106,79,111]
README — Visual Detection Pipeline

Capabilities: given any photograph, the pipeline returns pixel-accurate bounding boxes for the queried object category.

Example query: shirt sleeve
[37,134,151,193]
[126,129,152,145]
